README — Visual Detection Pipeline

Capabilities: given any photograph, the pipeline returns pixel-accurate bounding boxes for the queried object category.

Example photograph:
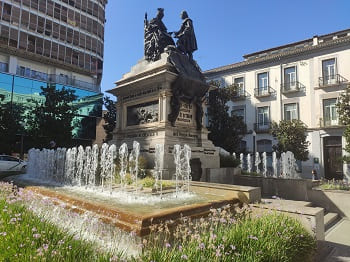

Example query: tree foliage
[0,96,25,154]
[102,96,117,142]
[271,119,309,161]
[26,84,77,148]
[207,83,247,153]
[336,84,350,162]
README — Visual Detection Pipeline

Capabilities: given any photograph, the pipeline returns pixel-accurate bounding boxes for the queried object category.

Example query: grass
[140,176,174,188]
[139,205,316,262]
[0,183,118,262]
[320,179,350,191]
[0,182,317,261]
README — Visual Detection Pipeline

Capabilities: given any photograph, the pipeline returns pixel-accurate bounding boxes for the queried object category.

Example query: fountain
[153,144,164,195]
[280,151,299,179]
[240,153,244,169]
[262,152,267,177]
[255,152,261,174]
[10,141,260,238]
[272,152,278,178]
[247,153,252,173]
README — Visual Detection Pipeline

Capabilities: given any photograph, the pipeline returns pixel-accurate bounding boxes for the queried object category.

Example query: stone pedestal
[108,53,219,179]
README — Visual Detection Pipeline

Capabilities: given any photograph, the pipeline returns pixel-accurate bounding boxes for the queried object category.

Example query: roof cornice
[204,36,350,77]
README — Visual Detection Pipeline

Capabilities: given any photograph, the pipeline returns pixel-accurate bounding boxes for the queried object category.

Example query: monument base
[108,52,219,179]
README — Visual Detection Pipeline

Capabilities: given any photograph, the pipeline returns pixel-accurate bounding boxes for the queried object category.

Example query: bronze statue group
[144,8,208,131]
[144,8,197,62]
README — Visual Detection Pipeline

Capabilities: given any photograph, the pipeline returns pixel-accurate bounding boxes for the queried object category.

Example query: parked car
[0,155,27,173]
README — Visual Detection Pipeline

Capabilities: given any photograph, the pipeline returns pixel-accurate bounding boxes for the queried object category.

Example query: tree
[336,84,350,162]
[26,84,77,148]
[271,119,310,161]
[103,96,117,142]
[0,96,25,154]
[207,83,247,153]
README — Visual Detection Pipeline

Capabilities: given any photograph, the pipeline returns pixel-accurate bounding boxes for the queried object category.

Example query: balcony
[281,81,302,94]
[254,86,274,98]
[232,89,249,100]
[16,68,99,92]
[254,122,271,133]
[48,75,98,91]
[320,118,340,128]
[318,74,348,88]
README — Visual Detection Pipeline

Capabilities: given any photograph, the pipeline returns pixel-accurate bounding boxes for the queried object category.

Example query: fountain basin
[7,176,260,236]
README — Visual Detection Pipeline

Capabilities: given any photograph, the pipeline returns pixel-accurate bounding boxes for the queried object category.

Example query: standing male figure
[174,11,198,61]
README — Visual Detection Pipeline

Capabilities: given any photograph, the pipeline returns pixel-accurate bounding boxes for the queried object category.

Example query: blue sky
[101,0,349,95]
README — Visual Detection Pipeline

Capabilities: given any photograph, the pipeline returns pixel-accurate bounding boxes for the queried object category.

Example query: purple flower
[181,254,188,260]
[165,243,171,248]
[199,243,205,250]
[33,233,41,239]
[248,235,258,240]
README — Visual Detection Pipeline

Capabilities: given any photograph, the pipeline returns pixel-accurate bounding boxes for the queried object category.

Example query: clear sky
[101,0,349,96]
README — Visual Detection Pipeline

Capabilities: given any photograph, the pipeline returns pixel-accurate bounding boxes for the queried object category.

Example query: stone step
[324,212,339,232]
[261,198,313,208]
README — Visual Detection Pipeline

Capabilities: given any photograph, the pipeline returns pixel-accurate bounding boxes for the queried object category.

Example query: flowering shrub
[0,182,119,261]
[320,179,350,191]
[0,182,316,261]
[139,204,316,262]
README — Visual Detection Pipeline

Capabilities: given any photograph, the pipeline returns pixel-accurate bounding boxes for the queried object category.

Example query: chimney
[313,35,318,46]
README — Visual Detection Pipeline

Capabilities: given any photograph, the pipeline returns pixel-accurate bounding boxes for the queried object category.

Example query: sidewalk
[316,219,350,262]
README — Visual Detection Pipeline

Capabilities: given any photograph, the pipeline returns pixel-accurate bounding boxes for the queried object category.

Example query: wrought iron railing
[318,74,348,87]
[254,122,271,133]
[232,89,249,100]
[254,86,273,97]
[281,81,302,93]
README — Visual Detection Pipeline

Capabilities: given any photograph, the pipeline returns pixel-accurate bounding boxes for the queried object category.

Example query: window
[0,62,8,73]
[257,106,269,129]
[232,106,245,123]
[257,72,268,95]
[284,103,298,121]
[323,98,338,126]
[234,77,245,96]
[322,58,336,85]
[2,3,12,21]
[284,66,297,89]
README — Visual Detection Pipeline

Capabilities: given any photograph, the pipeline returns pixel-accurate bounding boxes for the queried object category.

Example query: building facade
[204,29,350,180]
[0,0,107,147]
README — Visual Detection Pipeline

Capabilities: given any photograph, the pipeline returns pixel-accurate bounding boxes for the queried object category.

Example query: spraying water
[255,152,261,174]
[272,152,278,178]
[247,153,252,173]
[262,152,267,177]
[154,144,165,194]
[118,143,128,190]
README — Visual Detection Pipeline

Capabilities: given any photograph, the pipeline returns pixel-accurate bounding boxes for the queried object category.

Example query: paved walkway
[317,219,350,262]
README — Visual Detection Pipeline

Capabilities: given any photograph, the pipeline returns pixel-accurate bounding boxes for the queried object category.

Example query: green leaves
[336,84,350,162]
[271,119,309,161]
[207,85,247,153]
[102,96,117,142]
[26,84,78,148]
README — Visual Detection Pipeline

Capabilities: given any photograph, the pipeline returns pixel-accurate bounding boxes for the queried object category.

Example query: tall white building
[204,29,350,180]
[0,0,107,148]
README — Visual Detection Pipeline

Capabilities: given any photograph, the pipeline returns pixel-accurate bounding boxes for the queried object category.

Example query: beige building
[204,29,350,180]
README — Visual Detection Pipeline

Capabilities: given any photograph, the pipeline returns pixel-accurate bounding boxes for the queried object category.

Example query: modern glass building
[0,0,107,148]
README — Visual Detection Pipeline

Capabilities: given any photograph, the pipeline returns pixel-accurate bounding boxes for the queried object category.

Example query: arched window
[257,139,272,152]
